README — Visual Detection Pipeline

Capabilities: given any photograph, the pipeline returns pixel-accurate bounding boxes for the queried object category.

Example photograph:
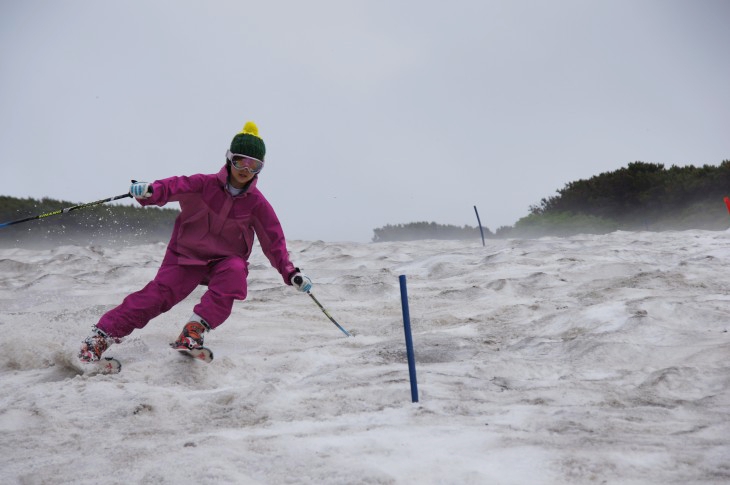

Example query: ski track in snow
[0,231,729,484]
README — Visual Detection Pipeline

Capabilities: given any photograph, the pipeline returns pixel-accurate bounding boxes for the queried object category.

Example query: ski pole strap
[0,193,132,228]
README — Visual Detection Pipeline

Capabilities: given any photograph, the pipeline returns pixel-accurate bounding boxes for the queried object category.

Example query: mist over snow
[0,231,728,484]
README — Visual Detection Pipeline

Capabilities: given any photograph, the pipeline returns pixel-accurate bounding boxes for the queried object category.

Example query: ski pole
[307,291,351,337]
[0,193,132,229]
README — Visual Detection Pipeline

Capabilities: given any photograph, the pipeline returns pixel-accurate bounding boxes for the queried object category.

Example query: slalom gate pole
[399,275,419,403]
[307,291,351,337]
[473,205,485,247]
[724,196,730,215]
[0,193,132,229]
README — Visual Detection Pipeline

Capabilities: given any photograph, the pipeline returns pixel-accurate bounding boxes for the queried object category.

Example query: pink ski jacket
[138,166,296,284]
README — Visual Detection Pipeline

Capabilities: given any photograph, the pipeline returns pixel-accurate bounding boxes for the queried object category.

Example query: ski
[173,346,214,363]
[84,357,122,375]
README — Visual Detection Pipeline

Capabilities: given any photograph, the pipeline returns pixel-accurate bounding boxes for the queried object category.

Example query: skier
[78,121,311,365]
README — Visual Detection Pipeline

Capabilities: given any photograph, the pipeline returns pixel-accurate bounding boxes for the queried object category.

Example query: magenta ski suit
[96,166,297,338]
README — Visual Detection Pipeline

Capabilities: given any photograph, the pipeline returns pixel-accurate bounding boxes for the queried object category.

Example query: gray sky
[1,0,728,242]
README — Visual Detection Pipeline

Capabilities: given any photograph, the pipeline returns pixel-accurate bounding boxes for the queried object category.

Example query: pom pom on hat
[230,121,266,161]
[241,121,260,138]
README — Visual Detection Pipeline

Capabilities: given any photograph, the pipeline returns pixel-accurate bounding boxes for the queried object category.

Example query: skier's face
[230,164,256,188]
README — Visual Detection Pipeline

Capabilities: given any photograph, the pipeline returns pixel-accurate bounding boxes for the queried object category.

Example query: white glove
[129,181,153,199]
[291,272,313,293]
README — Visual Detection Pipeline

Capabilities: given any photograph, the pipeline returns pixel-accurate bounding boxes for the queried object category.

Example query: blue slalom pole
[399,275,419,403]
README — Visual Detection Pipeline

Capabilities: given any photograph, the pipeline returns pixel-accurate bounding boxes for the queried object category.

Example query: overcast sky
[1,0,728,242]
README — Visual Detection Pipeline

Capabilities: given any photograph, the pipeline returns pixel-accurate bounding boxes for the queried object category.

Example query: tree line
[372,160,730,241]
[4,160,730,247]
[500,160,730,237]
[372,222,489,242]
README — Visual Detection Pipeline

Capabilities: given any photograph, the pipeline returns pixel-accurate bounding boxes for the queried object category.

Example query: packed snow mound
[0,232,728,484]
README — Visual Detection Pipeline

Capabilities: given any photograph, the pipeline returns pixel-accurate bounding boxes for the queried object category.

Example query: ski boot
[78,326,114,363]
[78,326,122,373]
[171,320,214,363]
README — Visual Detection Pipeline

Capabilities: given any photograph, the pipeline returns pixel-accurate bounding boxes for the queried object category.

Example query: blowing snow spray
[0,193,132,228]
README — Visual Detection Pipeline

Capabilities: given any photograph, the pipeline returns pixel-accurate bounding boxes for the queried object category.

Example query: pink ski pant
[97,256,247,338]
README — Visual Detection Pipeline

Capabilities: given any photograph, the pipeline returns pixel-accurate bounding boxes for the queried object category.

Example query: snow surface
[0,231,728,484]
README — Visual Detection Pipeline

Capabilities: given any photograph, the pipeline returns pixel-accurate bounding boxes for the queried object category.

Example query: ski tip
[80,356,121,375]
[173,346,214,363]
[100,357,122,374]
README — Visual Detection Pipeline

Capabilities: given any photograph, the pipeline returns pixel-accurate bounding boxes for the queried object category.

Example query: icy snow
[0,231,728,484]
